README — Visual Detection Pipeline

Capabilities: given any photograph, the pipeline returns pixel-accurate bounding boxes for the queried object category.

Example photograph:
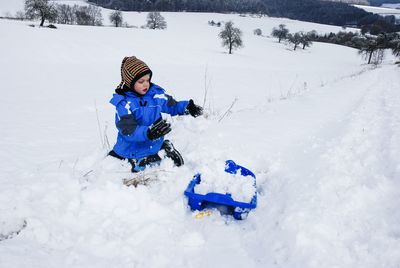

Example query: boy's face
[133,74,151,95]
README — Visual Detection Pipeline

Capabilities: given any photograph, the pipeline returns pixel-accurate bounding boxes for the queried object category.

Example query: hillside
[1,0,399,32]
[1,7,400,268]
[322,0,369,4]
[355,3,400,16]
[86,0,400,31]
[369,0,400,6]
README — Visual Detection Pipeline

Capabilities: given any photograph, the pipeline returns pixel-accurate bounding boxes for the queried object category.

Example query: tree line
[89,0,266,14]
[24,0,103,26]
[271,24,313,50]
[271,24,400,64]
[88,0,400,33]
[21,0,168,29]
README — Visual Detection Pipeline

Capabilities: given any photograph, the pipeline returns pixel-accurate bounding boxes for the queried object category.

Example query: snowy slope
[1,8,400,268]
[354,4,400,18]
[382,3,400,8]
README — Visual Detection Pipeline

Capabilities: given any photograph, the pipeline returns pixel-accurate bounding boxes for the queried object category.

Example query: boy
[109,56,203,172]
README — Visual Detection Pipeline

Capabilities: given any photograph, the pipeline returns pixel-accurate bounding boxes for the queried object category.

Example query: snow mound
[195,161,256,203]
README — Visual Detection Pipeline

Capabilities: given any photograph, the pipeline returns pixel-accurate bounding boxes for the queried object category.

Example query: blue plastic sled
[184,160,257,220]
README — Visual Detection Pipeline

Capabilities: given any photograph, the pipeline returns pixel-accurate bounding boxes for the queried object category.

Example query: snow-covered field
[382,3,400,9]
[354,4,400,18]
[1,2,400,267]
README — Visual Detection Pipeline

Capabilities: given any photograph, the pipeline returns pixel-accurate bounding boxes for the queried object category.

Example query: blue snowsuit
[110,83,189,160]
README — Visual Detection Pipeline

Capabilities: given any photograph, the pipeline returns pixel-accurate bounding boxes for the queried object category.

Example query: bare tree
[24,0,57,26]
[109,10,123,27]
[74,5,102,26]
[271,24,289,43]
[287,33,302,51]
[146,12,167,29]
[358,38,381,64]
[358,33,396,65]
[371,49,385,65]
[75,8,90,25]
[87,5,103,26]
[219,21,243,54]
[389,37,400,59]
[299,31,312,49]
[55,4,74,24]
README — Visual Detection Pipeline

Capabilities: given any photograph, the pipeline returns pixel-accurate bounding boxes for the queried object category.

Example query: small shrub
[254,28,262,36]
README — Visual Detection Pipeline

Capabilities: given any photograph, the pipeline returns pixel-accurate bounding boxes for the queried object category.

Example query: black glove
[186,99,203,117]
[147,119,171,140]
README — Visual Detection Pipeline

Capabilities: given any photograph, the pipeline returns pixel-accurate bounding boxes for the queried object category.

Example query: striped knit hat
[117,56,152,91]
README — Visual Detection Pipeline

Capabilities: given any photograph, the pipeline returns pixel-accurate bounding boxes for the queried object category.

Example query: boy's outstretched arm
[159,94,203,117]
[158,93,188,116]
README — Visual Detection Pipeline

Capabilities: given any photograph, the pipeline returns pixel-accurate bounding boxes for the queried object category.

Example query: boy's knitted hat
[118,56,152,90]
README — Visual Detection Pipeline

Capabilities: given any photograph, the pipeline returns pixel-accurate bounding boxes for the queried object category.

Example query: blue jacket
[110,83,189,160]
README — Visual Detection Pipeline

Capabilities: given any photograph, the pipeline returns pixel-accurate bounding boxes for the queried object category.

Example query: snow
[354,4,400,17]
[382,3,400,9]
[195,161,256,203]
[1,2,400,268]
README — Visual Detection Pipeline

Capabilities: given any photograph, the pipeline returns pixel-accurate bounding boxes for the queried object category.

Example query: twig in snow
[202,65,211,108]
[94,100,103,147]
[73,158,79,175]
[218,98,238,122]
[103,123,111,151]
[0,220,27,241]
[83,169,93,177]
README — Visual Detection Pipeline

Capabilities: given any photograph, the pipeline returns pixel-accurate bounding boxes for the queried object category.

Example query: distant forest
[88,0,400,32]
[88,0,266,13]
